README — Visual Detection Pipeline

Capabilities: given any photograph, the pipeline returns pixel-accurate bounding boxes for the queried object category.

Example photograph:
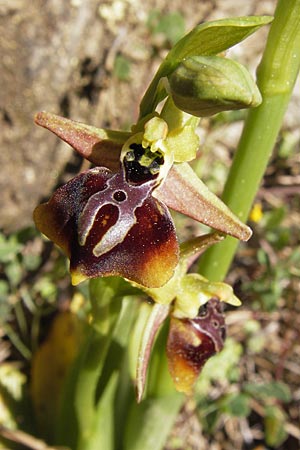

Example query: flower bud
[167,55,262,117]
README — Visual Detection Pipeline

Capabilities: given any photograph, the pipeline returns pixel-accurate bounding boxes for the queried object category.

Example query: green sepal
[173,274,241,319]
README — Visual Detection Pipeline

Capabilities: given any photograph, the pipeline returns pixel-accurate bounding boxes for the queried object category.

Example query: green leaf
[244,381,291,402]
[257,248,269,265]
[263,206,286,230]
[0,234,23,263]
[5,260,23,287]
[23,253,41,271]
[113,55,131,81]
[264,405,288,447]
[0,279,9,300]
[56,277,125,448]
[30,312,83,442]
[124,394,183,450]
[199,407,220,434]
[220,393,251,417]
[266,227,290,249]
[0,364,28,432]
[278,131,299,158]
[85,372,119,450]
[0,285,11,327]
[34,277,57,302]
[148,11,185,45]
[290,248,300,265]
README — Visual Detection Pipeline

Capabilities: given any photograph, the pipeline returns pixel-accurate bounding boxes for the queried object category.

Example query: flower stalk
[28,5,300,450]
[127,1,300,447]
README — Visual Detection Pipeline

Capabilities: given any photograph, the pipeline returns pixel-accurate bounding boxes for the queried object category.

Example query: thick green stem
[198,0,300,281]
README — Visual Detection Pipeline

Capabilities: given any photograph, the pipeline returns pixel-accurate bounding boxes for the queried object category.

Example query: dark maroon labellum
[34,166,179,287]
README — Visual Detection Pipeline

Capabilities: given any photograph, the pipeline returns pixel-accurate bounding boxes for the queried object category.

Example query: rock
[0,0,105,231]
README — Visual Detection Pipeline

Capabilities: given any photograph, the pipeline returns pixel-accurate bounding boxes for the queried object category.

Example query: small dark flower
[166,298,226,393]
[131,233,241,400]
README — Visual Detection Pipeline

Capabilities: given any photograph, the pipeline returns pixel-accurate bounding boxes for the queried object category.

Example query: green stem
[198,0,300,281]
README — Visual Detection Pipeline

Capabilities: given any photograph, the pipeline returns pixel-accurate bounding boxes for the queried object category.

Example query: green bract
[167,56,262,117]
[139,15,273,117]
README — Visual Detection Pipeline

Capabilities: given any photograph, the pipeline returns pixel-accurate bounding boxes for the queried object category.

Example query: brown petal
[35,112,130,170]
[154,162,252,241]
[167,298,225,394]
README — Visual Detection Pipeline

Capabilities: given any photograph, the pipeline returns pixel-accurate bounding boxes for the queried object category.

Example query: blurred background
[0,0,300,449]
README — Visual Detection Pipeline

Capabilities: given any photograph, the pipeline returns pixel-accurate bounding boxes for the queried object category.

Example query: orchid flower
[34,106,251,289]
